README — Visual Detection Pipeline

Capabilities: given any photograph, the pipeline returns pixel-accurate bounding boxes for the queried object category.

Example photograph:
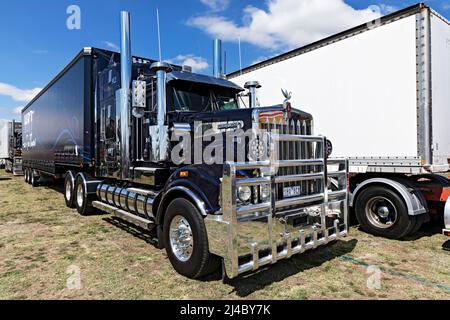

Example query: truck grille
[260,116,323,209]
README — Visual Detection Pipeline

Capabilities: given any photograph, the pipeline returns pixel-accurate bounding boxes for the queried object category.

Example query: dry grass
[0,170,449,300]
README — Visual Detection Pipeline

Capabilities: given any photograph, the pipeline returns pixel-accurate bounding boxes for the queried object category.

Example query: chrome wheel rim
[366,196,398,229]
[76,184,84,208]
[65,179,72,201]
[169,215,194,262]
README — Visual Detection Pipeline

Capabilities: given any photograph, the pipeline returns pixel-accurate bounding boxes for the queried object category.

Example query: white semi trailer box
[0,120,10,160]
[0,119,22,175]
[229,3,450,240]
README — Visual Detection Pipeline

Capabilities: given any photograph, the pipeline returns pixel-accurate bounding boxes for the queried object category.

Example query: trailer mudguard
[75,172,102,196]
[350,178,427,216]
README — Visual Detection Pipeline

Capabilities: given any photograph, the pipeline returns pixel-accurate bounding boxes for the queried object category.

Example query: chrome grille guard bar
[205,134,348,279]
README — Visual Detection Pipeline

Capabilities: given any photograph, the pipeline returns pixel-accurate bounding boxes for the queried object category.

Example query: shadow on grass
[224,238,358,297]
[46,183,64,194]
[403,221,445,241]
[0,177,12,181]
[102,214,357,297]
[103,217,158,246]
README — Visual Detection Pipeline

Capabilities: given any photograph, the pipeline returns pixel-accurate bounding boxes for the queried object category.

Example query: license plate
[283,186,302,198]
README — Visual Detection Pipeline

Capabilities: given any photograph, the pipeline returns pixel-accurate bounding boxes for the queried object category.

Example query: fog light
[238,186,251,202]
[260,184,271,201]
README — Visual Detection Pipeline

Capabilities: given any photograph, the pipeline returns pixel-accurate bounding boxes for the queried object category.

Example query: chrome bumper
[206,135,348,279]
[443,197,450,237]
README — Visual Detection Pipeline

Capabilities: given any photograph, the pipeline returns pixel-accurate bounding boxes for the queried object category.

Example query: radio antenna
[224,50,227,75]
[156,8,162,61]
[238,36,242,76]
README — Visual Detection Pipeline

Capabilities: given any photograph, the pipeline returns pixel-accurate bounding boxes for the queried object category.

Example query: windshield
[171,81,240,112]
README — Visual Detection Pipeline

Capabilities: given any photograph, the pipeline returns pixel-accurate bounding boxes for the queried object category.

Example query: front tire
[163,198,220,279]
[355,186,414,239]
[74,176,93,216]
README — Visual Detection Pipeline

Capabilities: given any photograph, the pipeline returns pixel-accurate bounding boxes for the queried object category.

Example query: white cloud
[0,83,42,103]
[252,55,277,65]
[102,41,120,51]
[200,0,230,12]
[378,4,398,14]
[167,55,209,72]
[13,106,23,114]
[188,0,383,51]
[443,2,450,10]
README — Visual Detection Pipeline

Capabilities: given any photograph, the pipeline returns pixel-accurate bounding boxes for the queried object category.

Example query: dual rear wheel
[25,168,39,187]
[355,186,425,239]
[62,172,220,279]
[63,172,93,215]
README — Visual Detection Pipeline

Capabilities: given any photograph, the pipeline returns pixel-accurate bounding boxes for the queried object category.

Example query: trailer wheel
[30,170,39,187]
[24,168,29,183]
[163,198,220,279]
[355,186,414,239]
[27,169,32,185]
[74,176,94,216]
[64,172,76,208]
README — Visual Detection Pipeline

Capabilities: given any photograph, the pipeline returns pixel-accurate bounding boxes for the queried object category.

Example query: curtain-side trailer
[229,3,450,240]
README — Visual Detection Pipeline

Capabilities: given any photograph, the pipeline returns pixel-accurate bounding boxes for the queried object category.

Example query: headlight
[326,139,333,157]
[260,184,271,201]
[238,186,251,202]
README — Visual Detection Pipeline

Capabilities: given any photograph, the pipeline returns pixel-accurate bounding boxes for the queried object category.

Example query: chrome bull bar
[205,134,348,278]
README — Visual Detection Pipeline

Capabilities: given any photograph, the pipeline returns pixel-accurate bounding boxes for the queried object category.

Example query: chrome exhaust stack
[213,39,223,79]
[244,81,261,108]
[116,11,132,180]
[149,61,172,162]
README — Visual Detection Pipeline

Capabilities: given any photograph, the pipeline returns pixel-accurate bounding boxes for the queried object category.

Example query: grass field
[0,169,449,300]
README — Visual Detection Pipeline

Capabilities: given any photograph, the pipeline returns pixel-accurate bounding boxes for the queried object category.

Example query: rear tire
[408,214,426,236]
[355,186,414,239]
[74,176,94,216]
[64,172,76,208]
[30,170,39,187]
[27,169,32,185]
[163,198,220,279]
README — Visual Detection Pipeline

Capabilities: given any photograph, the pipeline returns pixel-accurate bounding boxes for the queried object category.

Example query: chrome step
[92,201,155,230]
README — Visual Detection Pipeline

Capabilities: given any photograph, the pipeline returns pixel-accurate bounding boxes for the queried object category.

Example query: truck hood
[170,105,313,131]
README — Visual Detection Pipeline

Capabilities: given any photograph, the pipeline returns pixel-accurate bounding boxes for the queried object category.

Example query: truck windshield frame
[169,80,240,112]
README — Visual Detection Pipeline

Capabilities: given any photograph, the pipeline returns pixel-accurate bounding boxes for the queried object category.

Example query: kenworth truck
[0,119,23,175]
[230,3,450,242]
[21,12,348,279]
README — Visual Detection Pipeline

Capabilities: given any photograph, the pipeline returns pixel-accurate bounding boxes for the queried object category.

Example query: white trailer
[0,119,23,175]
[0,120,9,163]
[229,3,450,240]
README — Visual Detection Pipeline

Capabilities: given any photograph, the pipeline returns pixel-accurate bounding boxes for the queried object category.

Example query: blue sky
[0,0,449,121]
